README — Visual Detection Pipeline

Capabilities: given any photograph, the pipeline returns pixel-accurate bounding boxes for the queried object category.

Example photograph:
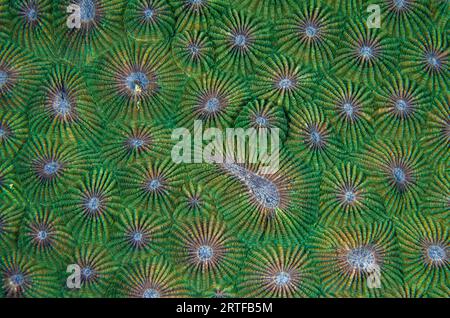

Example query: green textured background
[0,0,448,298]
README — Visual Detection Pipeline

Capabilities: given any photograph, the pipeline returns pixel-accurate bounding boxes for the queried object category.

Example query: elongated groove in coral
[222,162,280,209]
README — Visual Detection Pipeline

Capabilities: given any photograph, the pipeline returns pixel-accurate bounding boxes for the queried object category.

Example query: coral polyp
[311,222,403,297]
[102,122,171,166]
[125,0,175,42]
[252,55,316,110]
[29,64,99,142]
[54,0,124,62]
[120,159,185,211]
[360,140,428,216]
[68,245,116,296]
[10,0,55,57]
[374,73,430,139]
[114,257,186,298]
[177,70,248,129]
[62,169,121,242]
[240,245,318,298]
[277,0,340,69]
[235,99,288,142]
[396,215,449,291]
[18,207,72,261]
[172,30,214,75]
[16,137,90,204]
[401,29,448,91]
[315,77,373,152]
[0,41,41,110]
[110,208,169,258]
[285,103,341,170]
[319,163,385,226]
[173,182,216,219]
[89,41,182,121]
[1,252,58,298]
[0,109,28,158]
[333,20,397,85]
[170,216,244,288]
[211,9,272,74]
[377,0,431,37]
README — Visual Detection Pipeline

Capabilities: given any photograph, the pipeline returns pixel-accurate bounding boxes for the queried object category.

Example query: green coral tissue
[0,0,448,298]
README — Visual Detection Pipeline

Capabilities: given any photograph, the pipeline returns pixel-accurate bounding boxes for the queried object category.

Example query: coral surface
[0,0,448,298]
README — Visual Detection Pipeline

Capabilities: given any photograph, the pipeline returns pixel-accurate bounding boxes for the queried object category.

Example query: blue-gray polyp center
[80,0,96,22]
[53,90,72,116]
[10,274,25,286]
[132,231,143,242]
[37,230,48,240]
[278,78,293,89]
[255,115,268,127]
[188,44,200,55]
[81,267,94,278]
[0,70,8,88]
[234,34,247,47]
[305,25,317,37]
[143,288,160,298]
[347,247,375,271]
[393,167,406,184]
[129,138,145,148]
[426,53,441,68]
[197,245,214,261]
[205,97,220,112]
[126,72,149,92]
[189,196,200,206]
[147,178,161,191]
[143,8,154,19]
[26,8,38,21]
[274,271,291,286]
[395,99,408,112]
[395,0,407,8]
[0,127,5,137]
[87,196,101,211]
[359,45,374,58]
[343,102,354,116]
[43,161,61,176]
[310,129,322,144]
[427,244,446,262]
[344,191,356,203]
